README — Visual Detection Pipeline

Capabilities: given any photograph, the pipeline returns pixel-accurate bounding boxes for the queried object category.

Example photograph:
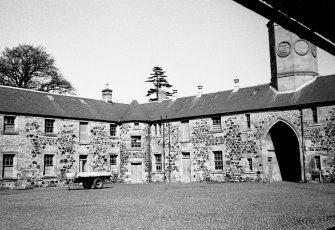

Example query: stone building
[0,23,334,184]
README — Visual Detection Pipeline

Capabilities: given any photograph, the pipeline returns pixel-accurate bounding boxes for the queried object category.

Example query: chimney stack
[158,89,167,102]
[233,76,240,92]
[197,84,203,97]
[267,22,318,92]
[102,84,113,103]
[172,89,178,101]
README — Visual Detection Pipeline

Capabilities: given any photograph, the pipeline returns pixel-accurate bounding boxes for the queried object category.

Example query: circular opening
[294,39,309,56]
[277,41,291,58]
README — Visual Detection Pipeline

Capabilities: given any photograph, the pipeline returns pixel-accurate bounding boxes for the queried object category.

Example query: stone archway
[262,120,302,182]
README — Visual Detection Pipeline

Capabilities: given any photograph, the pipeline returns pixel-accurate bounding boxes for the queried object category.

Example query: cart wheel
[83,180,93,189]
[93,178,103,189]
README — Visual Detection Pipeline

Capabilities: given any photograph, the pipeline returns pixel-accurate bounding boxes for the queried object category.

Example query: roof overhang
[233,0,335,56]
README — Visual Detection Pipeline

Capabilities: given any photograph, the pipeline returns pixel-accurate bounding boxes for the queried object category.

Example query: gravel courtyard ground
[0,182,334,230]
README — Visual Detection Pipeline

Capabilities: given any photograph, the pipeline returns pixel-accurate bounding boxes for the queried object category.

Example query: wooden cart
[66,172,112,190]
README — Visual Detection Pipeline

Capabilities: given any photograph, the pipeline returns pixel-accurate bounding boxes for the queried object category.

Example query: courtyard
[0,182,334,230]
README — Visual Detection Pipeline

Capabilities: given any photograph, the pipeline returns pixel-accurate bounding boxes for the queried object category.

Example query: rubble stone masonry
[0,105,334,185]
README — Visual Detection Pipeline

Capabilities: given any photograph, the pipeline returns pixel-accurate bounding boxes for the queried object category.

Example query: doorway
[79,155,88,172]
[181,152,191,182]
[263,121,302,182]
[131,163,142,183]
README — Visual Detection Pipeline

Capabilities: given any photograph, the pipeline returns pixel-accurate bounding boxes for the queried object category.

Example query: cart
[66,171,112,190]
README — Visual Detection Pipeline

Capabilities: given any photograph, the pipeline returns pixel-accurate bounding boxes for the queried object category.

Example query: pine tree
[145,66,173,102]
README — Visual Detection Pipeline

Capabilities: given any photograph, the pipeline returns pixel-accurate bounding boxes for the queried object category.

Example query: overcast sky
[1,0,335,103]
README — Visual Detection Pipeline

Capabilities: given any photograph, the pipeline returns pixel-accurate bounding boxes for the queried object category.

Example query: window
[79,155,88,172]
[212,117,221,131]
[110,124,117,136]
[3,154,14,178]
[45,119,55,134]
[131,136,141,148]
[4,116,15,133]
[44,154,54,176]
[214,151,223,171]
[110,155,117,165]
[79,122,89,143]
[314,156,321,170]
[133,122,140,129]
[247,158,253,171]
[155,154,162,171]
[246,114,251,129]
[312,107,318,123]
[181,121,190,142]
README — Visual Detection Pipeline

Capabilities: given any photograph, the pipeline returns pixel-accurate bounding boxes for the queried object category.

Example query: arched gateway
[262,120,303,182]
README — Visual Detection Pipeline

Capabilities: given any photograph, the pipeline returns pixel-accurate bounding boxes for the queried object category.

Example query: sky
[1,0,335,103]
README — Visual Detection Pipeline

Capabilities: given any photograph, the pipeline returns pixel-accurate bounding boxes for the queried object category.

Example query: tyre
[93,178,103,189]
[83,180,93,189]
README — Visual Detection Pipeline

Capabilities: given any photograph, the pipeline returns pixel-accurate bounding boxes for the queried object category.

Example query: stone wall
[0,104,334,185]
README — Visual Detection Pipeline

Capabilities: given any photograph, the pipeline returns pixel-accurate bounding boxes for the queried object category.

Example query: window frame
[213,151,223,171]
[312,107,318,123]
[3,154,14,167]
[110,124,117,137]
[79,122,89,144]
[247,158,253,171]
[155,154,162,172]
[45,119,55,134]
[131,136,142,148]
[211,117,222,132]
[44,154,54,166]
[3,116,16,133]
[246,114,251,129]
[180,120,190,142]
[110,155,117,165]
[314,155,321,170]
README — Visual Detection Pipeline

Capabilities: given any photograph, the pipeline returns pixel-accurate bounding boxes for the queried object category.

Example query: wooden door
[181,152,191,182]
[131,163,142,183]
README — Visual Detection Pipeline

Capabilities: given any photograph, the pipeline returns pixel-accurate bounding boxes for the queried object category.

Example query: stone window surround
[110,124,117,137]
[44,119,56,136]
[213,151,223,171]
[131,135,142,148]
[1,152,17,179]
[43,154,56,177]
[79,121,90,144]
[154,154,162,172]
[211,116,222,132]
[180,120,190,143]
[246,114,251,129]
[110,155,117,165]
[311,107,318,123]
[2,115,18,135]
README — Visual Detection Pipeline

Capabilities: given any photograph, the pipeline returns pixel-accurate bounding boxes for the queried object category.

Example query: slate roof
[0,86,129,122]
[142,75,335,121]
[120,100,151,122]
[1,75,335,123]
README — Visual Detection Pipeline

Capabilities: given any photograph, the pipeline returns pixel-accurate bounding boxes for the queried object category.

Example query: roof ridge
[138,83,270,105]
[0,85,129,106]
